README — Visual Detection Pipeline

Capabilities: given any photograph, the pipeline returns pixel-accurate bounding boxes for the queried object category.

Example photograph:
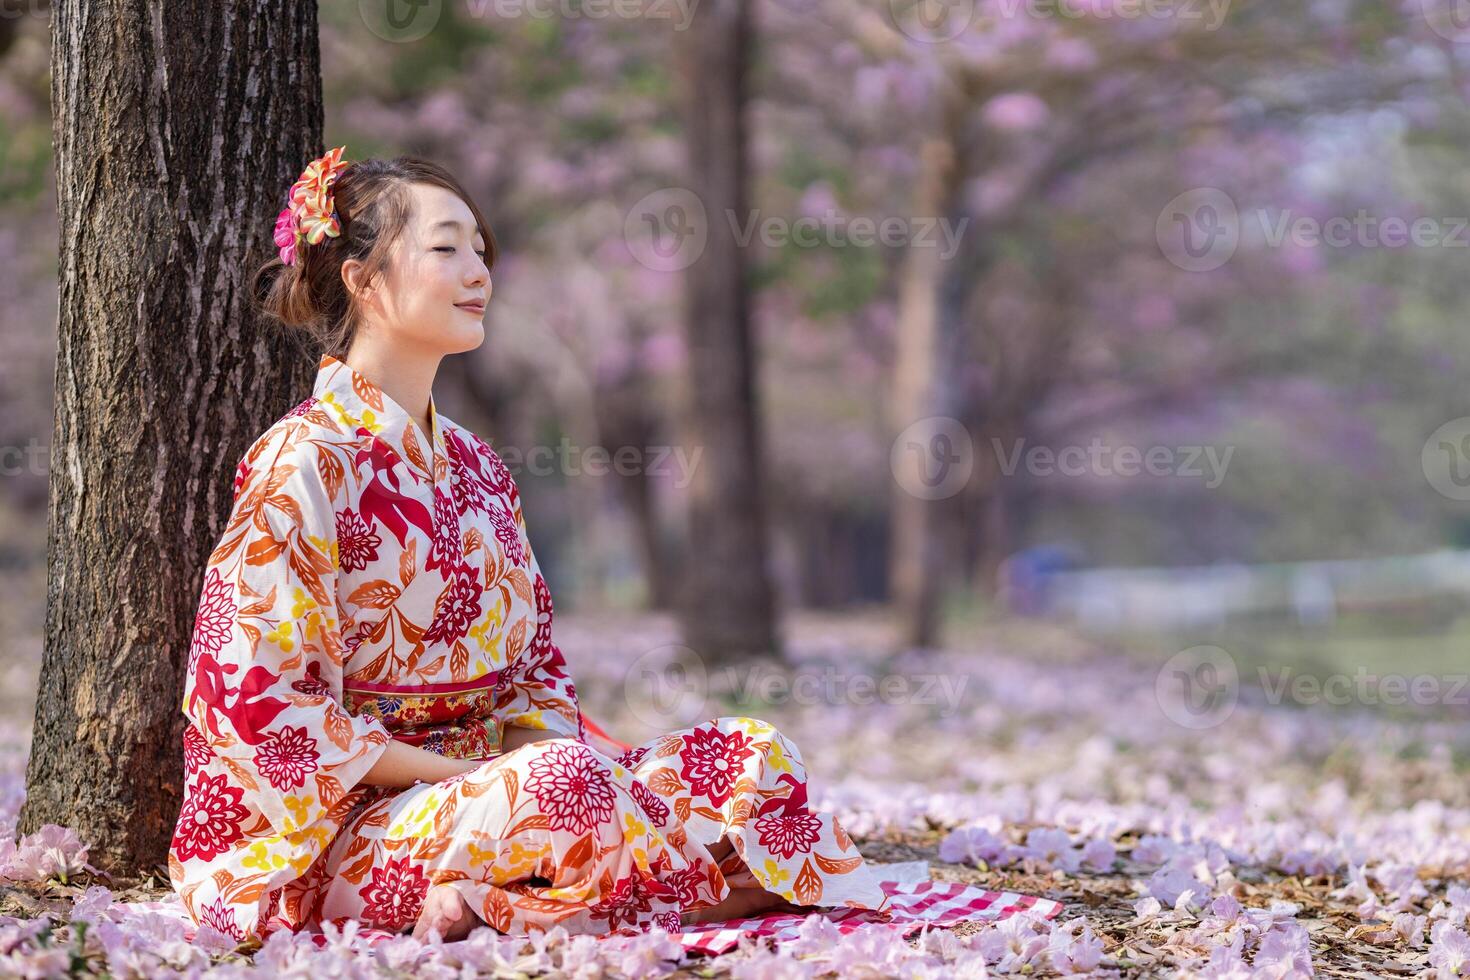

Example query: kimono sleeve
[494,535,585,741]
[184,427,392,834]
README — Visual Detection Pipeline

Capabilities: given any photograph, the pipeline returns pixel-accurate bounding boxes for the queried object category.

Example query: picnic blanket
[118,860,1063,957]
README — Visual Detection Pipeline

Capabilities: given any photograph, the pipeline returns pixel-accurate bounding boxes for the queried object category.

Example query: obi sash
[341,673,633,761]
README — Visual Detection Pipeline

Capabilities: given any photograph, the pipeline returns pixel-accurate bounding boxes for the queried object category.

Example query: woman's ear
[341,256,387,324]
[341,257,368,303]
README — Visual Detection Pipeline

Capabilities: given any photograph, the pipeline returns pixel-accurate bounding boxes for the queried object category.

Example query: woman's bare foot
[680,885,809,925]
[412,884,482,941]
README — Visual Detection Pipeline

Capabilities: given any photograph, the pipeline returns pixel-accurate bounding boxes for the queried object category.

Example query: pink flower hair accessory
[273,145,350,266]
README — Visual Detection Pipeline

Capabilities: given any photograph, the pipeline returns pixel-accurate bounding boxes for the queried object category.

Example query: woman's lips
[455,302,485,315]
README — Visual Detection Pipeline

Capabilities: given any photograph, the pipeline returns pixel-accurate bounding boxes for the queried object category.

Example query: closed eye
[435,245,487,259]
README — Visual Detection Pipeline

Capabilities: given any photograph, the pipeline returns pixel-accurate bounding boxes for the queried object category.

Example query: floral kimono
[169,353,888,941]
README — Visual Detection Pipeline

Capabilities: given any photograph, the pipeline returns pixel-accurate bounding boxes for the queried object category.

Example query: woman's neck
[343,336,441,437]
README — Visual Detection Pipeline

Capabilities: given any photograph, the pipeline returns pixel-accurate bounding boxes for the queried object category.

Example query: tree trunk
[887,107,969,651]
[603,406,676,609]
[22,0,323,873]
[674,0,778,662]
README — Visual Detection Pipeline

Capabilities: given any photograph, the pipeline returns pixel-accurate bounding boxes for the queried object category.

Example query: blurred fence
[1002,548,1470,631]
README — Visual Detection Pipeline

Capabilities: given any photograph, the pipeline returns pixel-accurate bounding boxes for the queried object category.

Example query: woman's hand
[359,740,482,789]
[358,724,561,790]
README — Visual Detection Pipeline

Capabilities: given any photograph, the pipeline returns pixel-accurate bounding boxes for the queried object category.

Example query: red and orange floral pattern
[170,354,888,941]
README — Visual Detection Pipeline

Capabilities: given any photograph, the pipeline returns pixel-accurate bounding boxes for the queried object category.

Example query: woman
[169,147,889,943]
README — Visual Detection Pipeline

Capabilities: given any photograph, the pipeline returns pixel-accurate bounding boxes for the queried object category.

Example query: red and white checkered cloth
[675,875,1064,955]
[118,865,1062,957]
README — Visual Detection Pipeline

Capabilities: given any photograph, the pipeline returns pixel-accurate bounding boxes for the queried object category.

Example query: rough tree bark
[675,0,779,662]
[22,0,324,872]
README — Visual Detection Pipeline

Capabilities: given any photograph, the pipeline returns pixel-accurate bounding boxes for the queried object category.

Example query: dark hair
[253,154,498,356]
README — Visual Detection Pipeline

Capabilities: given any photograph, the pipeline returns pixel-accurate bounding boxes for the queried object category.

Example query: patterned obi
[342,674,504,761]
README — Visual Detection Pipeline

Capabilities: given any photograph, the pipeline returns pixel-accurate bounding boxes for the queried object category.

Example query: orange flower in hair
[274,145,350,265]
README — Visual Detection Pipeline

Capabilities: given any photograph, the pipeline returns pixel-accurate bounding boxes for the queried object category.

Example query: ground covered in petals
[3,611,1469,977]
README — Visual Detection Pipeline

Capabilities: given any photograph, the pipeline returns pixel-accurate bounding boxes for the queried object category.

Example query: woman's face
[349,182,491,356]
